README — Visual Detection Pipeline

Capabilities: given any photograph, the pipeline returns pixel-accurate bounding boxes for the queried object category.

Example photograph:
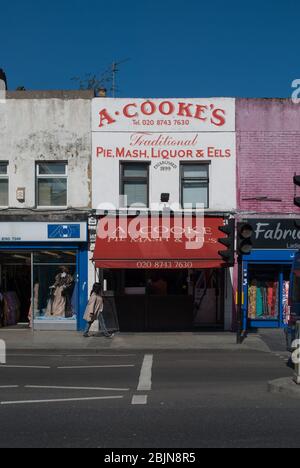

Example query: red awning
[93,215,227,270]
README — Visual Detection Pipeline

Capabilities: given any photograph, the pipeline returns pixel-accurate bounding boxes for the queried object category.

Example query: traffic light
[294,175,300,208]
[237,223,254,256]
[218,219,235,265]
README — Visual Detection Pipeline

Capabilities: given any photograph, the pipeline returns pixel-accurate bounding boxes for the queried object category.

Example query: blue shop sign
[48,224,81,239]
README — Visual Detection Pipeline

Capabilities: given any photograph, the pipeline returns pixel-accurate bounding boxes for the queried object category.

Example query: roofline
[6,90,94,100]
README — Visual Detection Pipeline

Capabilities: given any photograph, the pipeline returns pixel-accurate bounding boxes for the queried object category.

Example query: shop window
[0,250,78,327]
[292,271,300,304]
[32,251,77,323]
[120,163,149,208]
[0,162,9,207]
[247,265,290,322]
[36,162,68,207]
[181,163,209,209]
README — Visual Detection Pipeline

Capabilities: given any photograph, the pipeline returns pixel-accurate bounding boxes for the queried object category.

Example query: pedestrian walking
[83,283,114,338]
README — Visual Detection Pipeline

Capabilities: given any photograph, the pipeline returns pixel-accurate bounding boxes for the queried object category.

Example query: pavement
[0,328,273,353]
[269,377,300,397]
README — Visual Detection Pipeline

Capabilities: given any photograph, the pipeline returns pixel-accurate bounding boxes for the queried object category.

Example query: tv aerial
[111,58,130,98]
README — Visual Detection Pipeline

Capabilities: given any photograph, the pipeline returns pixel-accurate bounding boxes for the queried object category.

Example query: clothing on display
[248,280,279,320]
[0,292,21,327]
[282,281,290,325]
[45,269,74,318]
[28,283,39,327]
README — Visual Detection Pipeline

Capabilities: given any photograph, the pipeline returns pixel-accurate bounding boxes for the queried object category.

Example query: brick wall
[237,98,300,214]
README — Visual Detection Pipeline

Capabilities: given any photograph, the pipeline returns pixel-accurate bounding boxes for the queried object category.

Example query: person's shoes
[106,333,114,339]
[83,332,90,338]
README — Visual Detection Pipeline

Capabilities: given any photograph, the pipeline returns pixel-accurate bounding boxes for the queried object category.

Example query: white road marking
[137,355,153,392]
[0,365,51,369]
[131,395,148,405]
[57,365,135,369]
[7,354,136,358]
[0,386,19,389]
[26,385,130,392]
[1,396,124,406]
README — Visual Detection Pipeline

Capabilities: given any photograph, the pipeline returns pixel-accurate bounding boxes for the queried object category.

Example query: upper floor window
[36,162,68,208]
[120,163,149,208]
[0,162,9,207]
[181,163,210,209]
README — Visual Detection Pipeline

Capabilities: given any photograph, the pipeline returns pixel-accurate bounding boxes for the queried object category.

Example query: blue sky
[0,0,299,97]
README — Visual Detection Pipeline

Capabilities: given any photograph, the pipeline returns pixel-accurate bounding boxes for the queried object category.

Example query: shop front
[241,219,299,329]
[92,214,231,332]
[0,222,88,331]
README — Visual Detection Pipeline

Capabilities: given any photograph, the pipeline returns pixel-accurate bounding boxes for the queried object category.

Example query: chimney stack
[0,69,7,90]
[98,87,107,97]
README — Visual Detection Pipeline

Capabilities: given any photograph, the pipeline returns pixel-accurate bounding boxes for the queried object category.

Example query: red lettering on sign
[159,101,175,116]
[123,103,138,118]
[211,109,226,127]
[141,101,156,116]
[98,109,116,128]
[178,102,193,118]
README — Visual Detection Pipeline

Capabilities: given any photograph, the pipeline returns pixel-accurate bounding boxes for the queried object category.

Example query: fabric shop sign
[247,219,300,250]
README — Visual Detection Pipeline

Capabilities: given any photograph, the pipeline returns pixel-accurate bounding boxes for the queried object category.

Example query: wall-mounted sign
[92,98,236,211]
[48,224,81,239]
[0,222,87,243]
[246,219,300,250]
[92,98,235,133]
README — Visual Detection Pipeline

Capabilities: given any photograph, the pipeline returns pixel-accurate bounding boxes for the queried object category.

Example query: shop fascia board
[0,210,90,222]
[92,209,234,219]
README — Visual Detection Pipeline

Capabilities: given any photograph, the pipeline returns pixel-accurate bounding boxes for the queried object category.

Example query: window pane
[182,182,208,208]
[33,251,77,265]
[0,163,8,175]
[38,178,67,206]
[293,272,300,303]
[124,182,147,207]
[123,164,148,178]
[38,163,67,175]
[183,165,208,179]
[32,263,77,321]
[0,179,8,206]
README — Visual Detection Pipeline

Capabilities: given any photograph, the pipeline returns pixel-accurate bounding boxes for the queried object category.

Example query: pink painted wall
[237,98,300,213]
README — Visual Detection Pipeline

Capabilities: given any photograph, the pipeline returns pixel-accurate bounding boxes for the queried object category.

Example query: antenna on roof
[111,59,130,98]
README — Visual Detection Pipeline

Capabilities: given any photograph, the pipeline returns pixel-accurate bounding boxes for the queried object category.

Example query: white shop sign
[92,98,235,133]
[0,222,87,242]
[92,98,236,211]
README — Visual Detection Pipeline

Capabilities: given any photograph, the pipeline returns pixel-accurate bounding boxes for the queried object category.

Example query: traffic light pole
[237,254,244,344]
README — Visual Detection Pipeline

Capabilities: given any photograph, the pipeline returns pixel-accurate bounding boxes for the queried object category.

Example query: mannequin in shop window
[45,266,74,318]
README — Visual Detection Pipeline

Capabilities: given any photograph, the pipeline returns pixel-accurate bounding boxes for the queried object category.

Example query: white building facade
[0,91,93,331]
[91,98,236,331]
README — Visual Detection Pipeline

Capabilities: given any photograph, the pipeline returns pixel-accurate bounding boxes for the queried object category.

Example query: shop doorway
[102,268,225,332]
[0,250,79,330]
[0,251,31,326]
